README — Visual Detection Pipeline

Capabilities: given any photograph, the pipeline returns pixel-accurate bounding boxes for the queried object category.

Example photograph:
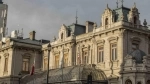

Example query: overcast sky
[3,0,150,40]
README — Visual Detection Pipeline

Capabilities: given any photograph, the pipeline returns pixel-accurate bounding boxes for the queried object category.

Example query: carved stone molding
[53,51,60,55]
[4,53,9,57]
[107,36,118,43]
[96,39,105,45]
[118,29,126,37]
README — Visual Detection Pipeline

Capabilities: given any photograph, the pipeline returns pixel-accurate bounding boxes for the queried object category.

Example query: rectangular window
[97,46,104,63]
[83,51,88,64]
[22,58,29,71]
[44,58,48,70]
[111,44,117,61]
[55,56,59,68]
[4,57,8,72]
[64,54,68,67]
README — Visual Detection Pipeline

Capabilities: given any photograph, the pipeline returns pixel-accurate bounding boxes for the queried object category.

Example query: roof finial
[134,2,136,8]
[75,9,78,24]
[107,3,109,8]
[143,19,147,26]
[116,0,119,8]
[121,0,124,7]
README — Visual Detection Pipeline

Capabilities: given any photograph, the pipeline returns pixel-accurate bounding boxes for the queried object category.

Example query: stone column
[118,30,125,66]
[50,50,53,69]
[69,45,73,66]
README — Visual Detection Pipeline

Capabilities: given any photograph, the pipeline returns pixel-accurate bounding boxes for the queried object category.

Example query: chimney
[86,21,94,33]
[29,31,36,40]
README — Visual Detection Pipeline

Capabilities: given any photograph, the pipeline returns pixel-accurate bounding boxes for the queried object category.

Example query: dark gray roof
[67,23,86,36]
[113,6,130,22]
[10,38,49,46]
[21,65,107,84]
[129,49,146,63]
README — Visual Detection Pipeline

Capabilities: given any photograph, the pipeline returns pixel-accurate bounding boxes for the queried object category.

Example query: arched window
[61,33,63,39]
[134,16,137,24]
[105,18,108,25]
[125,79,132,84]
[147,80,150,84]
[137,82,141,84]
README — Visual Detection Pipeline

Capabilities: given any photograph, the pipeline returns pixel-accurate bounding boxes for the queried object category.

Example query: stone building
[0,1,150,84]
[40,3,150,84]
[0,30,49,84]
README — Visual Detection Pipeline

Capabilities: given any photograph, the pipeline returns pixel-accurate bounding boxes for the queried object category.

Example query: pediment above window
[96,39,105,45]
[107,36,118,43]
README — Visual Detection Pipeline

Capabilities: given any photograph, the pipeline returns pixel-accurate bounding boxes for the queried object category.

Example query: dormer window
[61,33,63,39]
[134,16,137,24]
[105,18,108,25]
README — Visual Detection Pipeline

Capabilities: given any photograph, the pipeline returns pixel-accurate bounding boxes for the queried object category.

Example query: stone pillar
[69,46,73,66]
[50,50,53,69]
[118,30,125,66]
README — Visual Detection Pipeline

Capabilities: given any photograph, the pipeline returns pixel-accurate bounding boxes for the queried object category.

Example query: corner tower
[0,0,8,40]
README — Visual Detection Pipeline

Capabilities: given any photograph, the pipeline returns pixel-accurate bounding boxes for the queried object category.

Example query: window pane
[112,49,114,60]
[115,48,117,60]
[22,58,29,71]
[4,58,8,72]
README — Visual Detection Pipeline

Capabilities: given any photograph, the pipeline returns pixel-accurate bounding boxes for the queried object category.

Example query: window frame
[111,43,117,61]
[22,58,30,71]
[97,46,104,63]
[82,51,88,65]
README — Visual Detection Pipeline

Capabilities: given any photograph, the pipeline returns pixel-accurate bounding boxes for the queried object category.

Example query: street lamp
[18,72,22,84]
[47,42,51,84]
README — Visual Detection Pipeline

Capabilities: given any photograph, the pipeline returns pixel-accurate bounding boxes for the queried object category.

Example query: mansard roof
[113,6,131,22]
[10,38,49,46]
[67,23,86,36]
[21,65,107,84]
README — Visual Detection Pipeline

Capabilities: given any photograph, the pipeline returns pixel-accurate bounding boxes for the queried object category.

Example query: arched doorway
[147,80,150,84]
[137,82,141,84]
[125,79,132,84]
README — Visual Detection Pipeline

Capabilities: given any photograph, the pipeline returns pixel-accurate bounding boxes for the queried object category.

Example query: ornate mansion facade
[41,3,150,84]
[0,1,150,84]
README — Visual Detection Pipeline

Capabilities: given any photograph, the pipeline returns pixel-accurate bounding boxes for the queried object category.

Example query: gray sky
[3,0,150,40]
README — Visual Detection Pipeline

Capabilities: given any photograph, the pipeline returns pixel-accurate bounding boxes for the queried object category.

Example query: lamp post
[47,42,51,84]
[18,72,22,84]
